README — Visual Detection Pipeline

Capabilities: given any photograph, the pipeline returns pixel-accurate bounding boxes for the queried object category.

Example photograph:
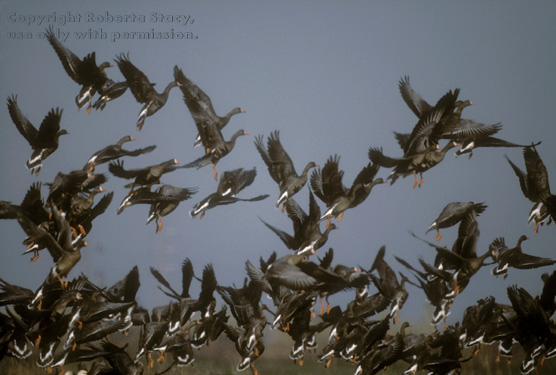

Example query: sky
[1,0,555,332]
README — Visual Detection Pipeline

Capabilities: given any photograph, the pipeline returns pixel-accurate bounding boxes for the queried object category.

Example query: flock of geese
[1,25,556,375]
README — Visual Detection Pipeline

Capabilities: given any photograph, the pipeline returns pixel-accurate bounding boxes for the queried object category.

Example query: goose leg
[156,217,163,233]
[412,172,418,189]
[57,274,65,290]
[30,251,39,262]
[418,173,424,188]
[157,349,166,363]
[326,215,332,229]
[212,164,218,181]
[435,231,442,242]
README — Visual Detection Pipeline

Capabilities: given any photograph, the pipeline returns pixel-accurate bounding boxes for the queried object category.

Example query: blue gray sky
[1,0,555,326]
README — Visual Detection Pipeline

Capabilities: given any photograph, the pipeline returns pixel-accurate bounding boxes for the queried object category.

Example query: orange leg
[533,219,540,234]
[157,350,166,363]
[284,321,290,332]
[326,215,332,229]
[418,174,424,188]
[30,252,39,262]
[57,274,66,290]
[337,212,344,222]
[412,172,418,189]
[325,356,332,368]
[212,164,218,181]
[435,231,442,242]
[156,217,163,233]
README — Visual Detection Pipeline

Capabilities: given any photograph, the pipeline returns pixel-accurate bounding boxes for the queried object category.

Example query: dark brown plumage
[46,26,112,113]
[115,53,179,130]
[260,191,337,254]
[311,154,384,227]
[426,201,487,241]
[85,135,156,171]
[189,168,268,218]
[7,96,67,175]
[174,65,245,148]
[182,130,249,180]
[507,145,554,233]
[255,131,318,210]
[108,158,181,189]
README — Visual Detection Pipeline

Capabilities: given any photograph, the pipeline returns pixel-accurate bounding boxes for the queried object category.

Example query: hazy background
[1,0,555,330]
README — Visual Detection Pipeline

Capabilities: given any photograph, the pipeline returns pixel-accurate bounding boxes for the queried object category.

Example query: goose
[115,53,179,130]
[311,154,384,228]
[255,131,318,210]
[189,168,268,218]
[426,201,487,241]
[45,25,112,113]
[174,66,245,148]
[506,144,555,233]
[7,95,67,175]
[182,129,249,180]
[85,135,156,171]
